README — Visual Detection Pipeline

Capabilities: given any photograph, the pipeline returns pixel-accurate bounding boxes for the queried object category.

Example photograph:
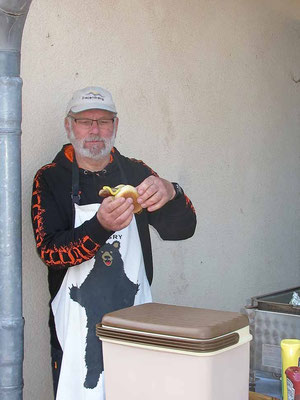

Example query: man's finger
[136,176,155,195]
[102,196,126,212]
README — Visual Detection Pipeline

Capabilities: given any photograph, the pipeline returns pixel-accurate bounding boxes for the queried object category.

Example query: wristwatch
[171,182,184,200]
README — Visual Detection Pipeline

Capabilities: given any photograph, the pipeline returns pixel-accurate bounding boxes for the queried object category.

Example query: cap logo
[81,91,105,101]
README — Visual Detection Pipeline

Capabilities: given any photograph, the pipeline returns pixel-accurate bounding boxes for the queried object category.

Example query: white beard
[68,125,116,160]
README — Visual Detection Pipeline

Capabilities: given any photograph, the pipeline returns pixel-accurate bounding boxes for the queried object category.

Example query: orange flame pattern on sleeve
[184,194,196,214]
[32,163,100,268]
[40,235,100,267]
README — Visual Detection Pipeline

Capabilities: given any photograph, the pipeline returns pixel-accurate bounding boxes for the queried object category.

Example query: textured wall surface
[21,0,300,398]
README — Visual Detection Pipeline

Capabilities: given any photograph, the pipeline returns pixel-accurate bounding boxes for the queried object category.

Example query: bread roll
[99,184,142,214]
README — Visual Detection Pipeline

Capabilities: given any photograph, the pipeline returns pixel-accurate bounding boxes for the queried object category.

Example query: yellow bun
[115,185,142,214]
[99,184,142,214]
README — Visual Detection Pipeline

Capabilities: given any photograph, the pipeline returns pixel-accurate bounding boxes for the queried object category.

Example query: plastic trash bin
[97,303,252,400]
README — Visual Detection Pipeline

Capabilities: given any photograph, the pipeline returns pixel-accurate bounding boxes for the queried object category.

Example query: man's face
[65,109,118,160]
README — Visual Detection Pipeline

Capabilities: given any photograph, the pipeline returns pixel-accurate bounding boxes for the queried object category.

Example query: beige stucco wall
[21,0,300,398]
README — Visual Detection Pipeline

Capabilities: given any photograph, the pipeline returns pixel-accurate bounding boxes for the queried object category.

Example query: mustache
[83,137,105,143]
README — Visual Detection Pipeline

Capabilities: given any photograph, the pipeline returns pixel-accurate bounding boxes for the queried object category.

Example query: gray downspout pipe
[0,1,32,399]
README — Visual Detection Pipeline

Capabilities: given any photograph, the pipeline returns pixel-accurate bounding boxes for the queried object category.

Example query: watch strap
[171,182,184,200]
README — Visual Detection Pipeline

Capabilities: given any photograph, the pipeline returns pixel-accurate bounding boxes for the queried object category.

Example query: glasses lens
[76,119,92,127]
[98,119,114,128]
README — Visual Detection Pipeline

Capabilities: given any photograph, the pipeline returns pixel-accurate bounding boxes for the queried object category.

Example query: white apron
[52,203,152,400]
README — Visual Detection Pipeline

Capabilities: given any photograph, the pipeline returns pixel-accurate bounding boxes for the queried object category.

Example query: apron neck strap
[71,155,81,205]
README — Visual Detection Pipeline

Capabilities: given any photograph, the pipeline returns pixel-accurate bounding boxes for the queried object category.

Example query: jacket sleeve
[31,165,112,270]
[148,191,197,240]
[130,158,197,240]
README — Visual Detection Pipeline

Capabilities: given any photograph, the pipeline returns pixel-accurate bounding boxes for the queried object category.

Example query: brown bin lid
[97,303,248,352]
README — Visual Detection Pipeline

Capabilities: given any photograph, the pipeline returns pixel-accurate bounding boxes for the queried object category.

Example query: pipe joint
[0,51,20,77]
[0,76,22,131]
[0,317,24,330]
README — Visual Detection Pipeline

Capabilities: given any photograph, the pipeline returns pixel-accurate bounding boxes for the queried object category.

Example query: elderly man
[31,86,196,400]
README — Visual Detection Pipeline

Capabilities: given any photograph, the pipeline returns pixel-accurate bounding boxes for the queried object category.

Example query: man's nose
[90,120,100,133]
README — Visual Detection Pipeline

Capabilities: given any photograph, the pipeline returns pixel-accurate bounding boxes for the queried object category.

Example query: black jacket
[31,144,196,347]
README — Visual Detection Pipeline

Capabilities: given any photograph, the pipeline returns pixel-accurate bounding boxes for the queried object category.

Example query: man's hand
[136,176,176,212]
[97,196,134,231]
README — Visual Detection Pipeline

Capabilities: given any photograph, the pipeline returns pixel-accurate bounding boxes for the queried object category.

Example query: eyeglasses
[68,115,116,129]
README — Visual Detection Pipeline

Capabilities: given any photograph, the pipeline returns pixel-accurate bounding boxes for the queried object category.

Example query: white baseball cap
[66,86,117,115]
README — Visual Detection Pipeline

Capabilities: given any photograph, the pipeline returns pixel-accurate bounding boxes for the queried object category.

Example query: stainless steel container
[245,286,300,393]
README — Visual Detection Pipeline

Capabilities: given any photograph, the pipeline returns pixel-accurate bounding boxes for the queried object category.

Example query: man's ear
[114,116,119,137]
[64,117,71,136]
